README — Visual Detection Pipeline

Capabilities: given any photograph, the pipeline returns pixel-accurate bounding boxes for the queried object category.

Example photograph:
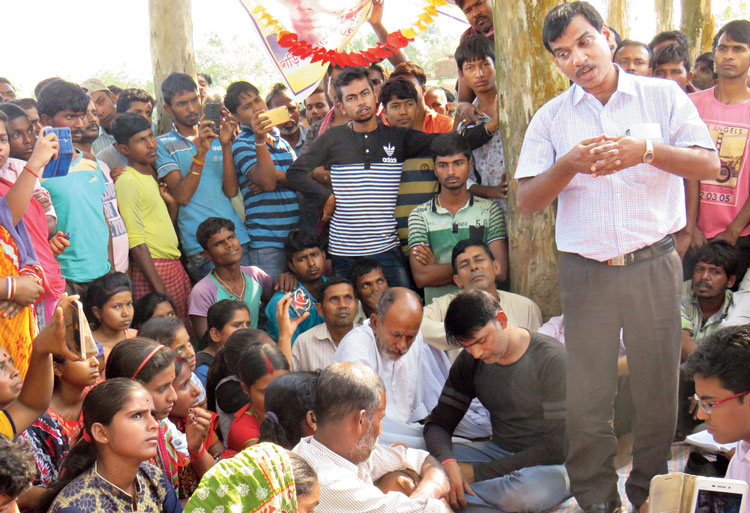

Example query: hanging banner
[239,0,373,101]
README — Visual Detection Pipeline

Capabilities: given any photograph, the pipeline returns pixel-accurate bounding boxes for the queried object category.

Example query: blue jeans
[245,246,287,284]
[185,242,253,283]
[331,247,411,288]
[453,441,571,513]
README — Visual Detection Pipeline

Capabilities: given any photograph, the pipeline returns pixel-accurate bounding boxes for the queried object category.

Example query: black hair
[131,292,177,331]
[648,30,689,53]
[206,328,266,412]
[224,81,261,115]
[315,362,385,426]
[200,299,251,351]
[139,316,186,347]
[34,78,62,100]
[379,78,419,108]
[653,43,691,73]
[684,325,750,397]
[0,111,6,127]
[304,86,326,105]
[116,88,155,114]
[105,337,177,384]
[108,85,122,96]
[83,272,132,328]
[320,277,355,301]
[444,290,501,347]
[390,62,428,87]
[714,19,750,50]
[197,73,213,86]
[694,52,716,77]
[37,378,148,513]
[37,80,90,119]
[259,371,320,449]
[110,112,151,145]
[542,1,604,54]
[284,229,322,263]
[333,67,373,102]
[160,72,197,106]
[431,132,472,163]
[0,435,36,500]
[443,88,456,103]
[326,64,346,77]
[196,217,236,250]
[237,342,289,390]
[613,39,653,66]
[11,98,38,111]
[265,82,290,107]
[347,258,385,296]
[451,239,495,273]
[455,34,496,70]
[0,103,29,122]
[694,240,739,278]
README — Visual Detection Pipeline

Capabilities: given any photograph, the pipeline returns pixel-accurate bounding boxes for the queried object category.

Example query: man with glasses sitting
[684,325,750,502]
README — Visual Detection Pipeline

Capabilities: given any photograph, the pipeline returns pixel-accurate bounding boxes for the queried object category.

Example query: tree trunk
[655,0,675,33]
[681,0,714,62]
[493,0,569,319]
[149,0,196,135]
[608,0,630,39]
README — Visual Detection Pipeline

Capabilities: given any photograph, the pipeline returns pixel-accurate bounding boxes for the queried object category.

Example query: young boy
[684,325,750,502]
[380,78,439,254]
[188,217,273,339]
[653,42,696,92]
[455,35,509,213]
[111,113,192,323]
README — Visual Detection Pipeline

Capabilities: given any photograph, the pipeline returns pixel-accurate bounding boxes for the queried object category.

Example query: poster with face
[239,0,372,100]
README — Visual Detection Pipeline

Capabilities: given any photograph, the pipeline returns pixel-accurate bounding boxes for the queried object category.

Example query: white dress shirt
[293,436,446,513]
[515,66,715,261]
[726,440,750,513]
[292,322,340,371]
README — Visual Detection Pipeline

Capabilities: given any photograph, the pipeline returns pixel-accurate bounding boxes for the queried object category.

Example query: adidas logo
[383,143,395,157]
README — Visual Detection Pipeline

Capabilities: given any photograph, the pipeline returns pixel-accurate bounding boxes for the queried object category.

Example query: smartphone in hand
[204,102,222,136]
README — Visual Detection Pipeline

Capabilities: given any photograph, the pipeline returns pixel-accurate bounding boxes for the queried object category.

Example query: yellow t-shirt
[114,167,180,260]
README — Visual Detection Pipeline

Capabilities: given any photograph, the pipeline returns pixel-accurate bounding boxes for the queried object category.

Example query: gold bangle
[190,171,202,176]
[192,156,205,167]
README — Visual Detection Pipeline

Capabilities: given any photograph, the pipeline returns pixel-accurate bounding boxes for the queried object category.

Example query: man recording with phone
[224,80,300,283]
[155,72,251,282]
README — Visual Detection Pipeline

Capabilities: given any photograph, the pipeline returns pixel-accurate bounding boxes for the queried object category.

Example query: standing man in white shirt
[515,3,719,513]
[294,361,454,513]
[684,325,750,513]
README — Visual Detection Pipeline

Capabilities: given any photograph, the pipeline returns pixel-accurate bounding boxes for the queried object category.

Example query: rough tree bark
[681,0,714,62]
[149,0,196,135]
[493,0,569,319]
[608,0,631,38]
[655,0,676,33]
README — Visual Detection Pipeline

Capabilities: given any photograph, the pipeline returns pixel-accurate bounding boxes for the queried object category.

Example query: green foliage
[91,68,154,95]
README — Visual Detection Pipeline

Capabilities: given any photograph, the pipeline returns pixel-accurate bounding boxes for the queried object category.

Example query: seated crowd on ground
[0,2,749,513]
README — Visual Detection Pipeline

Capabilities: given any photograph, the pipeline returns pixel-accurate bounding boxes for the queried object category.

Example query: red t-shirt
[226,403,260,452]
[0,177,66,315]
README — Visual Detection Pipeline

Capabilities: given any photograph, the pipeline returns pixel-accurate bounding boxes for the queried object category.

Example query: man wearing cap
[81,78,118,155]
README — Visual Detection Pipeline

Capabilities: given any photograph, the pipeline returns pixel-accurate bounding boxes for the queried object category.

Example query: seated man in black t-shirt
[424,290,571,513]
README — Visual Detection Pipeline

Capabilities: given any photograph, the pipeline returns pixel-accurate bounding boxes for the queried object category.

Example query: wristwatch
[642,139,655,164]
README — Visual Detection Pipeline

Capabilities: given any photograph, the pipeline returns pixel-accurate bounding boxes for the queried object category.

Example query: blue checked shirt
[516,67,716,261]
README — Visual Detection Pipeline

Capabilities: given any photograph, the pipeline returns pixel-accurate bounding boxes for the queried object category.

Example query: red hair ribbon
[264,354,274,376]
[131,345,165,380]
[82,429,93,443]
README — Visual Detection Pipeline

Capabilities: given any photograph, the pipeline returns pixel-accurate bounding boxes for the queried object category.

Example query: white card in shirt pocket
[627,122,662,140]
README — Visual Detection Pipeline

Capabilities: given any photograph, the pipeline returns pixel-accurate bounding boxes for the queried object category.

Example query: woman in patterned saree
[183,442,319,513]
[0,113,60,377]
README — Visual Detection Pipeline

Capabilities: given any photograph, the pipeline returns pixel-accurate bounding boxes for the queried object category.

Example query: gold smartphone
[260,106,292,127]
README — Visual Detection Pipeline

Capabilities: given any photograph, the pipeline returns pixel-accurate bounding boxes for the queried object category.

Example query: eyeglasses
[693,390,750,414]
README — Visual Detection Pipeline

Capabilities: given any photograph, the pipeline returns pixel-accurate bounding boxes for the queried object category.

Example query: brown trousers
[560,249,682,508]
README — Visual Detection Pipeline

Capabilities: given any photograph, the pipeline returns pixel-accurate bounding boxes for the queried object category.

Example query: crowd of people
[0,1,749,512]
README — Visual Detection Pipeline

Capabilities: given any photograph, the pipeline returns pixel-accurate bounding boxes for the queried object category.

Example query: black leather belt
[606,235,675,266]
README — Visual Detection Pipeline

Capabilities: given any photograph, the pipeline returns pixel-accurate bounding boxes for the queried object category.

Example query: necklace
[212,270,246,300]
